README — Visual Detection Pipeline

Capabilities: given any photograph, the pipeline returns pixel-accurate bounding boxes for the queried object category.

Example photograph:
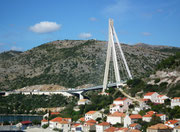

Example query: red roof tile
[158,95,165,97]
[143,114,152,117]
[41,119,48,122]
[73,123,81,127]
[173,97,180,99]
[130,114,142,119]
[86,111,96,115]
[114,97,127,101]
[144,92,156,96]
[146,111,156,115]
[129,123,139,127]
[165,120,178,124]
[51,112,60,115]
[156,114,165,117]
[108,112,126,117]
[85,119,96,124]
[148,124,173,129]
[98,122,110,126]
[21,121,32,124]
[59,120,69,124]
[79,117,85,122]
[104,127,117,132]
[50,117,63,122]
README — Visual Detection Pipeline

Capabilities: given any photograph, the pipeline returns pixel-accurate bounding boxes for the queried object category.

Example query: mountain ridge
[0,40,179,91]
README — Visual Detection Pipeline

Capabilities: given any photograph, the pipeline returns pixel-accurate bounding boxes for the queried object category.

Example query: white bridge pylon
[102,19,132,92]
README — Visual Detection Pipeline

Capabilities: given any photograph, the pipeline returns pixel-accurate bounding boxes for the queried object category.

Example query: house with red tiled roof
[57,120,71,132]
[154,95,169,104]
[85,111,102,121]
[156,114,166,121]
[129,114,142,122]
[143,92,159,103]
[41,119,48,126]
[147,123,173,132]
[78,117,85,123]
[96,122,110,132]
[174,126,180,132]
[49,117,72,130]
[165,120,180,128]
[71,123,83,132]
[110,97,132,113]
[124,114,142,128]
[49,117,63,128]
[107,112,126,124]
[83,119,97,132]
[171,97,180,108]
[142,113,166,122]
[142,114,153,122]
[129,123,141,130]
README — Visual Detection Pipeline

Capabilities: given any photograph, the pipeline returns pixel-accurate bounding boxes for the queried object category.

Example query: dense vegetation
[157,51,180,70]
[0,94,77,115]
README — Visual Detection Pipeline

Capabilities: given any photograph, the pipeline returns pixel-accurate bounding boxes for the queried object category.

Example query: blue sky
[0,0,180,52]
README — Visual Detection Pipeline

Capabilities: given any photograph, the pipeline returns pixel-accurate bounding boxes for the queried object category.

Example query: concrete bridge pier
[71,91,84,100]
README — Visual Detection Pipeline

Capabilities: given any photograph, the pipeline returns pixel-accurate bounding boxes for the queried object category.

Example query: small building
[174,126,180,132]
[107,112,126,125]
[143,114,153,122]
[129,123,141,130]
[41,119,48,126]
[71,123,83,132]
[154,95,169,104]
[85,111,102,121]
[165,120,180,128]
[156,114,166,121]
[123,114,142,128]
[49,117,71,129]
[96,122,110,132]
[57,120,71,132]
[16,121,32,130]
[110,97,132,113]
[139,98,151,110]
[129,114,142,123]
[78,99,91,105]
[83,119,97,132]
[49,117,63,128]
[171,97,180,108]
[144,92,159,103]
[147,123,173,132]
[78,117,85,123]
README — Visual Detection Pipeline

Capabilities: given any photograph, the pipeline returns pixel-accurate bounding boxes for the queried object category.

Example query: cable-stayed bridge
[0,19,140,102]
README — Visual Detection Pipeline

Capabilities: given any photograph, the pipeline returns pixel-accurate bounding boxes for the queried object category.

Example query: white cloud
[79,33,92,39]
[29,21,61,33]
[142,32,151,36]
[11,46,23,51]
[89,17,97,21]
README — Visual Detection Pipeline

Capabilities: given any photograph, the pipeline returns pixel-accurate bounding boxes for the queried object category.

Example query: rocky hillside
[0,40,179,91]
